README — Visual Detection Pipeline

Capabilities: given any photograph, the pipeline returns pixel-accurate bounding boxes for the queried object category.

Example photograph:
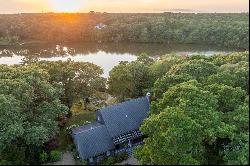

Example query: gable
[98,97,150,138]
[72,122,114,160]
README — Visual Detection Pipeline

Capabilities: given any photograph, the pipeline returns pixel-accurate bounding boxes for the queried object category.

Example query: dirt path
[46,151,75,165]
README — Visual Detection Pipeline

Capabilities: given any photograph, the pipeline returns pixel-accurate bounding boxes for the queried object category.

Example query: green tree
[169,59,218,83]
[135,81,230,165]
[207,61,249,92]
[204,84,246,112]
[149,55,181,83]
[108,55,151,101]
[152,73,193,99]
[37,59,105,107]
[0,65,68,164]
[135,52,249,165]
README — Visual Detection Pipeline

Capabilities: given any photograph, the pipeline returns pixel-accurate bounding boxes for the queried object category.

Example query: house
[71,93,150,164]
[95,23,107,30]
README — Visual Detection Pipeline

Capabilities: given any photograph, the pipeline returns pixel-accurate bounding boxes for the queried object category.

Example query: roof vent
[125,115,128,118]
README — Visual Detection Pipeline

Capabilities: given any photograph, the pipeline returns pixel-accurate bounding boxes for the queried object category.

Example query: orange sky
[0,0,249,13]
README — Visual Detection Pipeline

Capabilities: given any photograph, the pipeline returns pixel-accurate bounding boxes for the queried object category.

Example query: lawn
[58,104,96,151]
[57,93,113,151]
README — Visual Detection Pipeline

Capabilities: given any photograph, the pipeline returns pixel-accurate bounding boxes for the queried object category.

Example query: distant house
[95,23,107,30]
[71,94,150,164]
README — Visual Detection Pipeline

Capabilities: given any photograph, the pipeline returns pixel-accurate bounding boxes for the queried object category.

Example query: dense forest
[0,13,249,49]
[0,12,249,165]
[0,50,249,164]
[107,51,249,165]
[0,60,106,165]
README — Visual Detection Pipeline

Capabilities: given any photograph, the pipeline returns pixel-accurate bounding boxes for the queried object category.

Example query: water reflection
[0,42,234,77]
[40,51,137,78]
[0,42,233,58]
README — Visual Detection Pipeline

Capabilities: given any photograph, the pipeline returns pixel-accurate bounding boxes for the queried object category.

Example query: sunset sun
[50,0,85,12]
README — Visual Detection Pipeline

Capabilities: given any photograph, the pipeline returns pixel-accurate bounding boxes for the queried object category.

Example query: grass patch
[58,92,111,152]
[0,39,10,45]
[58,105,96,151]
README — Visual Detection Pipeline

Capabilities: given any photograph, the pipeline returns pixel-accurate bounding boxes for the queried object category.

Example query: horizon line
[0,11,249,14]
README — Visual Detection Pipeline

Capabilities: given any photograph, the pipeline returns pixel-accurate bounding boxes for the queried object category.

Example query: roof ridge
[72,122,103,134]
[100,96,147,111]
[74,123,105,135]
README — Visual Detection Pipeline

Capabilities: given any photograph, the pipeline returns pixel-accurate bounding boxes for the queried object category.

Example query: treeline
[0,13,249,49]
[107,51,249,165]
[0,60,105,165]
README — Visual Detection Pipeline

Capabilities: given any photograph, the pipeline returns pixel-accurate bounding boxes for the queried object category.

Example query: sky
[0,0,249,13]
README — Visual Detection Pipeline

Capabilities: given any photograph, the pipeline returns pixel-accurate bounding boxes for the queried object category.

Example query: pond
[0,42,235,77]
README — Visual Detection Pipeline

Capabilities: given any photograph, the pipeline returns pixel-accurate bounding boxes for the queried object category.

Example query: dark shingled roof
[71,96,150,160]
[72,122,114,160]
[99,96,150,138]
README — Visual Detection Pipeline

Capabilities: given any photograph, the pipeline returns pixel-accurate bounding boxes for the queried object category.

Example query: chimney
[146,92,151,102]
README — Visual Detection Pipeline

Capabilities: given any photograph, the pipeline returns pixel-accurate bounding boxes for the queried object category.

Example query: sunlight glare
[50,0,85,12]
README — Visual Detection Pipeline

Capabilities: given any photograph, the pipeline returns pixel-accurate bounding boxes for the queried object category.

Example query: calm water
[0,42,234,77]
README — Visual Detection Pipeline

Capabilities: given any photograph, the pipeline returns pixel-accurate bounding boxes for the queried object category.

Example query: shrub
[99,156,115,165]
[116,153,129,163]
[0,160,12,165]
[44,138,59,151]
[99,153,128,165]
[72,147,80,160]
[80,159,88,165]
[66,121,91,134]
[50,150,61,162]
[70,144,76,151]
[74,159,88,165]
[39,151,49,163]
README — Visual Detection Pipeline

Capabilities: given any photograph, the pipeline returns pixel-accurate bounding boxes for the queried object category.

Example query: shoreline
[0,40,248,51]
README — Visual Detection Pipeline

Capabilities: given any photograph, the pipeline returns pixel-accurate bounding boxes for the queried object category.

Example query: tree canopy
[0,65,68,164]
[36,59,105,107]
[108,51,249,165]
[0,13,248,49]
[0,60,106,164]
[108,54,153,101]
